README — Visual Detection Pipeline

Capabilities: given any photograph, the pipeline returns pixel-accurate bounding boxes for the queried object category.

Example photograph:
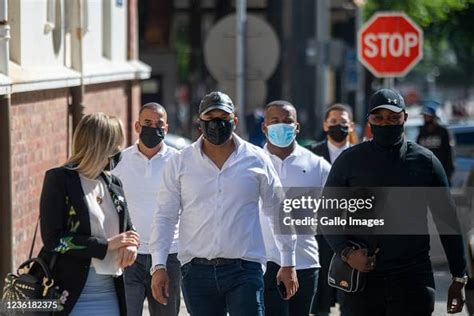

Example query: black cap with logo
[199,91,235,115]
[369,89,406,114]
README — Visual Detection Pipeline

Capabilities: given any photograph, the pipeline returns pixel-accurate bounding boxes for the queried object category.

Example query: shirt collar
[132,141,168,160]
[327,140,350,153]
[263,142,300,161]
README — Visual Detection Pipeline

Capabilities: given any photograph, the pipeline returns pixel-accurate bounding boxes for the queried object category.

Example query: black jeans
[263,261,319,316]
[343,271,435,316]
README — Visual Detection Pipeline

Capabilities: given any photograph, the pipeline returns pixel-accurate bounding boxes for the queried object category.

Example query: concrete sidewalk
[143,266,470,315]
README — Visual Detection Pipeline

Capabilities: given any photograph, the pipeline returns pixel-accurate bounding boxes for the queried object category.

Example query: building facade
[0,0,150,283]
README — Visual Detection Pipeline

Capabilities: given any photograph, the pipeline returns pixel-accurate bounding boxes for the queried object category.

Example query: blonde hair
[65,113,124,179]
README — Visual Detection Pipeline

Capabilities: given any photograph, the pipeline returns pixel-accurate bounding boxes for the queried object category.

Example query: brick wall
[83,81,129,141]
[10,81,140,267]
[10,88,70,267]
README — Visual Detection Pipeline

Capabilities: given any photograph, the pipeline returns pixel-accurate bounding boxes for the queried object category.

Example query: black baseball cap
[199,91,235,115]
[369,89,406,113]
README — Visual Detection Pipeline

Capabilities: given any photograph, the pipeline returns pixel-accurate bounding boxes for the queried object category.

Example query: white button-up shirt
[262,143,331,269]
[150,134,296,267]
[112,142,179,255]
[327,140,350,164]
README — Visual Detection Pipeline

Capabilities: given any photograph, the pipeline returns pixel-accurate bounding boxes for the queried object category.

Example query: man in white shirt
[112,103,181,316]
[307,103,354,316]
[149,91,298,316]
[261,100,331,315]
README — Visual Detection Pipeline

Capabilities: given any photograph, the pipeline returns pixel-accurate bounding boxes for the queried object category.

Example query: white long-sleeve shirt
[150,134,296,267]
[112,143,179,255]
[262,143,331,269]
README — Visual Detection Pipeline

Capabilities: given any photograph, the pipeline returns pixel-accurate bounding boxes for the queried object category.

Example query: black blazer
[38,166,134,315]
[307,140,331,164]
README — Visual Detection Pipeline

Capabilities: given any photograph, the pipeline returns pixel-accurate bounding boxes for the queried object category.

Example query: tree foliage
[363,0,474,86]
[363,0,471,27]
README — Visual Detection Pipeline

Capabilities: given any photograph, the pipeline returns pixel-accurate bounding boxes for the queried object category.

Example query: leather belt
[191,258,240,266]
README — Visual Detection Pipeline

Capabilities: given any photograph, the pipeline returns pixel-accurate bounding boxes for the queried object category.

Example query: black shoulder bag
[328,240,368,292]
[2,217,60,302]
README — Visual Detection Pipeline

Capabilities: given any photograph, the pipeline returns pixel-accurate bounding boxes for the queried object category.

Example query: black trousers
[263,261,319,316]
[312,235,336,314]
[343,271,436,316]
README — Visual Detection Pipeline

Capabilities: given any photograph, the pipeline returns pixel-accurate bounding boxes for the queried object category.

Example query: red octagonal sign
[358,12,423,78]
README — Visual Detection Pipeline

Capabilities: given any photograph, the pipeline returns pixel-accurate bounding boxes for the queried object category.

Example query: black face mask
[140,125,165,148]
[106,151,122,171]
[199,118,234,145]
[370,124,404,147]
[327,124,349,142]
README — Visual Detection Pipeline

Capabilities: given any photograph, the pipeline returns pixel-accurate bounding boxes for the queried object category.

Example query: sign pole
[383,77,395,89]
[315,0,330,135]
[236,0,247,137]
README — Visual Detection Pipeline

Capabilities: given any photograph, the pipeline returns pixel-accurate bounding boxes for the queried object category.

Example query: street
[143,265,471,316]
[432,267,470,316]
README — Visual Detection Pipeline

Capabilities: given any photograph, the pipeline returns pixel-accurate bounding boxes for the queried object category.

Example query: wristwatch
[452,275,468,285]
[150,264,167,276]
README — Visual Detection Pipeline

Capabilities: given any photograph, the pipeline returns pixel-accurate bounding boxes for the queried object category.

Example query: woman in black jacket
[39,113,139,315]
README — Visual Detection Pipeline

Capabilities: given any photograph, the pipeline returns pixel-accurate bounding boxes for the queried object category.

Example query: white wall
[10,0,65,68]
[103,0,127,62]
[8,0,129,70]
[2,0,150,92]
[8,0,20,65]
[82,0,105,65]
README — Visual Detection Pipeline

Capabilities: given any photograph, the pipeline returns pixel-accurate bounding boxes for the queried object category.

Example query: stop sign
[358,12,423,78]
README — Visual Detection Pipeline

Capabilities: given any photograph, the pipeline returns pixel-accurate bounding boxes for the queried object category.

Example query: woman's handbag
[327,240,367,293]
[2,217,60,302]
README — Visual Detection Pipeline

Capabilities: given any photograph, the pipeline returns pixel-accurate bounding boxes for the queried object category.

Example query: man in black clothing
[417,102,455,183]
[320,88,468,316]
[308,103,354,316]
[308,103,354,165]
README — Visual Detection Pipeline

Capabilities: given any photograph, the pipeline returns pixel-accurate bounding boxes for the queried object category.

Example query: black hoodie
[320,139,466,277]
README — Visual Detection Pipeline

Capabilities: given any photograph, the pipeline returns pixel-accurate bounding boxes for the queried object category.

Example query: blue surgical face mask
[266,123,297,148]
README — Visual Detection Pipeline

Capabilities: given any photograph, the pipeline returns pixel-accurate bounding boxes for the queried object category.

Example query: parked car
[448,123,474,157]
[444,124,474,315]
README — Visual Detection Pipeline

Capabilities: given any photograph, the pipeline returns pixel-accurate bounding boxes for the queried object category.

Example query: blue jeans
[181,259,265,316]
[263,261,319,316]
[124,253,181,316]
